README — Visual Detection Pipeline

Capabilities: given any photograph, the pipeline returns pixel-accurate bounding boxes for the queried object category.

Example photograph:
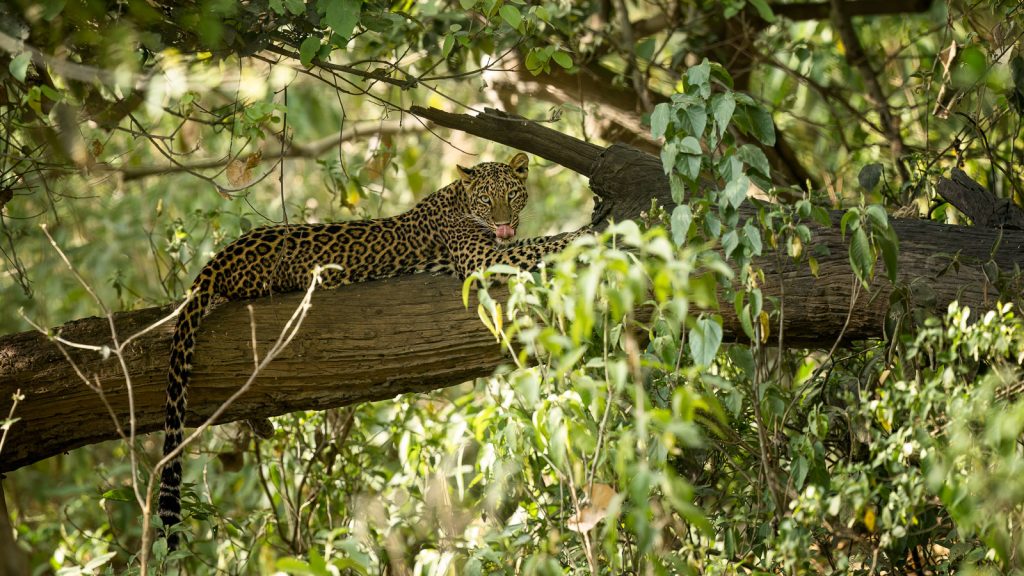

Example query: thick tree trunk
[1,108,1022,473]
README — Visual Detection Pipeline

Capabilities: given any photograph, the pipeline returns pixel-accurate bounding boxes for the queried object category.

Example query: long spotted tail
[160,268,215,549]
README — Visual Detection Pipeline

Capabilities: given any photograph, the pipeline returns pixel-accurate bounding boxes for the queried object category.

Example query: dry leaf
[566,483,617,533]
[226,150,262,187]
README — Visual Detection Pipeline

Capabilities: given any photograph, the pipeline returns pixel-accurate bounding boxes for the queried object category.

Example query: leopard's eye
[480,196,491,205]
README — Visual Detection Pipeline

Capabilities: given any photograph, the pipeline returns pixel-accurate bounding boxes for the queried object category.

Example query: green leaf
[683,105,708,138]
[9,53,31,83]
[792,456,808,489]
[840,209,860,237]
[678,136,701,154]
[672,136,702,180]
[309,547,330,576]
[744,221,762,255]
[499,4,522,29]
[671,205,692,246]
[166,549,194,561]
[635,37,656,61]
[858,163,883,191]
[713,92,736,137]
[38,0,66,21]
[320,0,361,42]
[284,0,305,15]
[669,173,687,203]
[551,50,572,69]
[849,227,873,286]
[686,58,711,99]
[728,344,755,379]
[685,155,701,180]
[277,557,313,573]
[721,229,739,258]
[722,174,750,210]
[708,61,734,89]
[101,488,134,502]
[442,33,455,59]
[660,141,677,174]
[524,48,546,74]
[332,557,370,575]
[879,226,900,283]
[747,0,775,22]
[650,103,671,139]
[299,37,321,67]
[738,144,770,179]
[957,44,987,85]
[459,0,476,8]
[83,552,116,571]
[746,106,776,146]
[739,303,755,340]
[705,211,722,238]
[865,204,889,230]
[690,317,723,366]
[811,205,833,228]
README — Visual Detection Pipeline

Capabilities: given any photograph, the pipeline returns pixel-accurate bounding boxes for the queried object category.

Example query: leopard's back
[209,217,444,298]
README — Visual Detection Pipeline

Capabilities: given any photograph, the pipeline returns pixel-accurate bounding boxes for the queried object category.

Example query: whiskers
[466,213,496,234]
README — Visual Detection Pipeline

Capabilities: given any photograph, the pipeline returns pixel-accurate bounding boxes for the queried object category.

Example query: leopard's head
[458,152,530,243]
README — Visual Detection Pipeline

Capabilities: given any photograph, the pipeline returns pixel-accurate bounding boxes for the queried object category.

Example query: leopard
[159,152,587,548]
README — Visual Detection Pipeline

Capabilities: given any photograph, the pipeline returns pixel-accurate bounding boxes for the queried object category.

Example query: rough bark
[2,108,1023,473]
[936,168,1024,230]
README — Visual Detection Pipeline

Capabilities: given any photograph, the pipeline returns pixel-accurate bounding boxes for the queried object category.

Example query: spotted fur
[160,153,585,547]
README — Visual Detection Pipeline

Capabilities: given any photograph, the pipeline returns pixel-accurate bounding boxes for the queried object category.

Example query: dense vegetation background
[1,0,1024,573]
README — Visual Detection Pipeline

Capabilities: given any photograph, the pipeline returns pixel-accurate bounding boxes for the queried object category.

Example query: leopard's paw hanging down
[158,152,587,548]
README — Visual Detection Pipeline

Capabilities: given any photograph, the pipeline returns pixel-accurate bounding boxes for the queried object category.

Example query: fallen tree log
[1,108,1022,473]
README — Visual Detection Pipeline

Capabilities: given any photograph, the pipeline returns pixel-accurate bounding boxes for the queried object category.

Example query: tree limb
[2,108,1023,473]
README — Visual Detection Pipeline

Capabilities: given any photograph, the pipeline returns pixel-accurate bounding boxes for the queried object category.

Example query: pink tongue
[496,224,516,239]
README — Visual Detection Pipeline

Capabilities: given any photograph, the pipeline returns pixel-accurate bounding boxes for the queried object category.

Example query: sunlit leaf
[849,227,873,286]
[671,205,692,246]
[650,103,671,139]
[299,36,321,67]
[690,316,723,366]
[499,4,522,29]
[713,92,736,137]
[747,0,775,22]
[551,50,573,69]
[321,0,361,42]
[9,52,30,83]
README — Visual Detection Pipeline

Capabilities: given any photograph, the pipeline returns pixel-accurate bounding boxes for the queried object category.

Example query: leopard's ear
[456,165,475,185]
[508,153,529,181]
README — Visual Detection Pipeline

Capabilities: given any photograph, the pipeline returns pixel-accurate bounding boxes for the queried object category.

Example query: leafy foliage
[2,0,1024,574]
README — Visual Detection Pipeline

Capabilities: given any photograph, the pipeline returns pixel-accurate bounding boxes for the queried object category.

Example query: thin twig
[39,224,148,511]
[0,389,24,458]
